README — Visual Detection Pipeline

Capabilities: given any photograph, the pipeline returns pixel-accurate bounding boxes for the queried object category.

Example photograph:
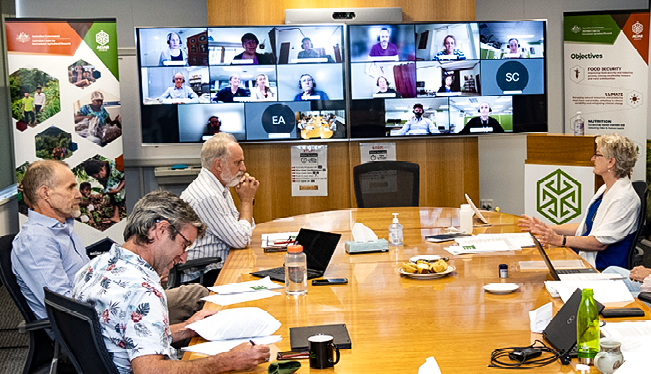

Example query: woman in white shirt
[251,74,275,101]
[519,133,640,270]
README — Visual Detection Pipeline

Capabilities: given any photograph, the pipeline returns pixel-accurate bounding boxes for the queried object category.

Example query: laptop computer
[530,232,598,281]
[543,288,605,355]
[251,228,341,282]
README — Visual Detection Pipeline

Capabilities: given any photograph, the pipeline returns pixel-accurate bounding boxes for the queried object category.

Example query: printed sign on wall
[563,11,648,181]
[5,19,125,245]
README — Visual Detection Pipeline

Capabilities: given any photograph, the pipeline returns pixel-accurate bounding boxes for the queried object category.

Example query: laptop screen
[295,229,342,272]
[530,232,560,281]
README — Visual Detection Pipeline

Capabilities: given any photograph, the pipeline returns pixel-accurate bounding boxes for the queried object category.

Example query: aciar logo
[536,169,581,224]
[96,30,110,51]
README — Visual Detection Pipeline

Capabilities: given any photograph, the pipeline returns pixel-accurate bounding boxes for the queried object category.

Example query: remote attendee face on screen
[242,34,259,56]
[168,32,181,50]
[478,102,491,120]
[299,74,314,93]
[230,75,241,89]
[173,73,184,89]
[443,35,456,55]
[302,38,312,51]
[377,76,388,92]
[508,38,519,54]
[379,28,390,49]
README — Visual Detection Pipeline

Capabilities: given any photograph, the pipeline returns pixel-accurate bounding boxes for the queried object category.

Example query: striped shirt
[180,168,253,282]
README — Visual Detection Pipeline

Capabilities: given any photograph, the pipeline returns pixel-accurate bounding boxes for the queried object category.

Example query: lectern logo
[536,169,581,225]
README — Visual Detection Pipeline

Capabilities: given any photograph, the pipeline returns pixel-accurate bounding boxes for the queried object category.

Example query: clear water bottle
[389,213,403,246]
[573,111,585,136]
[459,204,473,233]
[577,288,599,365]
[285,245,307,296]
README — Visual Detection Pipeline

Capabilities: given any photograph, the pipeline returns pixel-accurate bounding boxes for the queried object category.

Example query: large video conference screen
[136,20,546,144]
[137,25,347,143]
[349,20,547,138]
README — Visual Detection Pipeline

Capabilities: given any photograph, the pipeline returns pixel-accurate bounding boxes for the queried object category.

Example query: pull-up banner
[563,11,648,181]
[5,18,125,245]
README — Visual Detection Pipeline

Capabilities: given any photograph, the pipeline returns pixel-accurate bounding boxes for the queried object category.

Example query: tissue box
[345,239,389,254]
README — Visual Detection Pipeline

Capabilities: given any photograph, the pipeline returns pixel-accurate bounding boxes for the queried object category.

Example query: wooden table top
[183,208,649,373]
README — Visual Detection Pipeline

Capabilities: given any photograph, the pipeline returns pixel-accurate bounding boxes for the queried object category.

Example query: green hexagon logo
[537,169,582,224]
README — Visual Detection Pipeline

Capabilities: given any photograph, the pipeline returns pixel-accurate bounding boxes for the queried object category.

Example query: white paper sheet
[261,232,298,248]
[182,335,282,356]
[445,238,513,254]
[187,307,281,341]
[202,290,282,306]
[475,233,535,248]
[529,302,553,333]
[418,356,442,374]
[610,340,651,373]
[543,280,634,303]
[208,277,283,294]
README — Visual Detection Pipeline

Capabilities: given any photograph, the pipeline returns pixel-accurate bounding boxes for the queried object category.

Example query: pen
[249,339,256,346]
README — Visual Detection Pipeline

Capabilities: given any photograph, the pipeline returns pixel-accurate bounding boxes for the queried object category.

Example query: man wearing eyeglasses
[181,132,259,287]
[12,160,207,327]
[73,190,270,373]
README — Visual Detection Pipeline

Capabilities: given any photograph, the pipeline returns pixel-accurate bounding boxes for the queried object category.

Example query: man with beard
[12,160,209,326]
[181,133,260,286]
[12,160,88,320]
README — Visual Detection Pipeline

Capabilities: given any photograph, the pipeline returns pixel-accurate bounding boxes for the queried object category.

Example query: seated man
[12,160,206,325]
[181,133,260,286]
[158,72,199,103]
[73,191,270,373]
[396,103,438,135]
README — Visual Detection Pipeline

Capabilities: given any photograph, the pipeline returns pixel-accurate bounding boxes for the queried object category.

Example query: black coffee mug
[308,334,340,369]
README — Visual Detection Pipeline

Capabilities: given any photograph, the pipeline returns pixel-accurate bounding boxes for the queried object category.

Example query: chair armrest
[175,257,221,272]
[18,318,50,333]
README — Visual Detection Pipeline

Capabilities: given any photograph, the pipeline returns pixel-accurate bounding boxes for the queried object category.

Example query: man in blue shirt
[396,103,438,135]
[12,160,207,324]
[12,160,87,320]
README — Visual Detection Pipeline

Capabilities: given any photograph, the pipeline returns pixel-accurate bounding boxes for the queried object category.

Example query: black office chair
[43,288,119,374]
[0,234,56,374]
[627,181,648,269]
[166,257,221,289]
[353,161,420,208]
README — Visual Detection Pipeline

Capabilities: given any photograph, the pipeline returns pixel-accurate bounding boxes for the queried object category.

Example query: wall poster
[563,11,648,181]
[5,18,125,245]
[291,145,328,197]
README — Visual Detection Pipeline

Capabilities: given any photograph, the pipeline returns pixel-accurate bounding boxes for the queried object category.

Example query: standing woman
[519,133,640,270]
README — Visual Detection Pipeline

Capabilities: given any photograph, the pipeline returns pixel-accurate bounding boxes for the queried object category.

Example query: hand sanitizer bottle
[459,204,473,234]
[389,213,403,246]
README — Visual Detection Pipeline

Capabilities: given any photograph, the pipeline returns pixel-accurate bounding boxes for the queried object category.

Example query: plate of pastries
[399,257,455,279]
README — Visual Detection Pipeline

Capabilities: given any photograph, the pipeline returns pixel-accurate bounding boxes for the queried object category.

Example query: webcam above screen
[285,7,402,24]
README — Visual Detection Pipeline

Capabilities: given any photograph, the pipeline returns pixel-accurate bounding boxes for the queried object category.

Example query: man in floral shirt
[73,191,269,373]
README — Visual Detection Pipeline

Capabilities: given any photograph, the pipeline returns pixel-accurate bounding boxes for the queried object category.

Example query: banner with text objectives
[5,18,125,246]
[563,11,648,181]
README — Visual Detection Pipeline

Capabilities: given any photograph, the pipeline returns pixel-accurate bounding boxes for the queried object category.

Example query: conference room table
[183,207,650,373]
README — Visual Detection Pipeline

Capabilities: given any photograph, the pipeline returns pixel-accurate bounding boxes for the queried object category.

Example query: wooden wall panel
[238,142,352,223]
[348,138,479,209]
[207,0,476,25]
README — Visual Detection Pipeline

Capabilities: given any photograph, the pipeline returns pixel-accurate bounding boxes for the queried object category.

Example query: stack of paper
[203,277,283,306]
[184,307,282,355]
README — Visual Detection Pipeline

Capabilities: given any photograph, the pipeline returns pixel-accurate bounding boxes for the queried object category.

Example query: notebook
[290,324,352,351]
[543,288,605,354]
[530,232,598,281]
[250,228,341,282]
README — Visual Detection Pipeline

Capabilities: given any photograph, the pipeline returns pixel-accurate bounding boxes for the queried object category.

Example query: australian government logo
[536,169,581,225]
[95,30,110,51]
[572,25,581,34]
[16,32,30,43]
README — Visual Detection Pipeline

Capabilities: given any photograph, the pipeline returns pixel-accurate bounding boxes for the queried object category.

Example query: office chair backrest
[44,288,119,374]
[628,181,648,269]
[353,161,420,208]
[0,234,56,374]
